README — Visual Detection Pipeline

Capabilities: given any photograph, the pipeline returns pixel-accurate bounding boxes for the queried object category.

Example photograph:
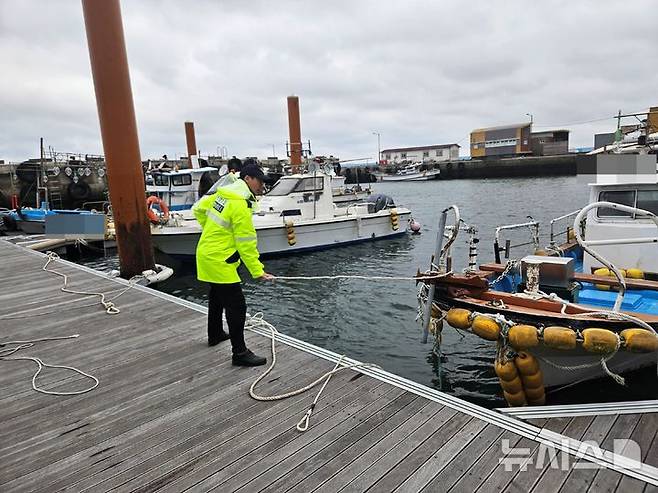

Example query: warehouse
[380,143,459,164]
[470,123,532,158]
[530,129,570,156]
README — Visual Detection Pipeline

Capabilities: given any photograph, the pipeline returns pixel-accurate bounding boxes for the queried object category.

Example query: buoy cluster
[593,267,645,290]
[444,307,658,406]
[390,208,399,230]
[495,352,545,406]
[285,220,296,246]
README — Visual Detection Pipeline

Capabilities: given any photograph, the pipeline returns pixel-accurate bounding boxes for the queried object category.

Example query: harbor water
[81,175,658,408]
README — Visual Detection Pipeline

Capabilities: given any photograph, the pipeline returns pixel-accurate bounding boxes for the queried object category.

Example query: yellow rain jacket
[193,177,264,283]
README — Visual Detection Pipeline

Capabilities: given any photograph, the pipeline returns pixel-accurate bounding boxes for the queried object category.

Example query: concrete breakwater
[437,155,576,180]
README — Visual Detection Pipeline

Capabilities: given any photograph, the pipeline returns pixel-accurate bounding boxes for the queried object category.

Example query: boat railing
[493,219,540,263]
[574,201,658,312]
[548,210,582,248]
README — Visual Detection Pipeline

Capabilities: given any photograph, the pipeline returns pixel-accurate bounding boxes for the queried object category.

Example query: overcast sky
[1,0,656,162]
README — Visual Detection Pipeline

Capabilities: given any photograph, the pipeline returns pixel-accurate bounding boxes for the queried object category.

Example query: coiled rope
[245,312,380,432]
[0,335,99,395]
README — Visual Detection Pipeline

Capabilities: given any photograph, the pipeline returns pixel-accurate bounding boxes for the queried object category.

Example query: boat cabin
[146,167,219,211]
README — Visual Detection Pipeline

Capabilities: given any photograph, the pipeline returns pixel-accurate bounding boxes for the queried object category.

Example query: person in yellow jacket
[193,164,273,366]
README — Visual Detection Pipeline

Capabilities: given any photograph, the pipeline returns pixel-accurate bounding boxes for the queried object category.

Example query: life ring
[146,195,170,224]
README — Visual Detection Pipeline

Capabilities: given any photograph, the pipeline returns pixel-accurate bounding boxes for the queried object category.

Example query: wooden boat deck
[1,240,656,492]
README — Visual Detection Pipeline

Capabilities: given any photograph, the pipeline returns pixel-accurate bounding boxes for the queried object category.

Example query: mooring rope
[0,335,99,395]
[245,312,380,432]
[271,273,447,282]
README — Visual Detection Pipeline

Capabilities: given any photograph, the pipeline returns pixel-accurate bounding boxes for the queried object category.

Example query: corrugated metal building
[530,129,569,156]
[380,143,460,164]
[470,123,532,158]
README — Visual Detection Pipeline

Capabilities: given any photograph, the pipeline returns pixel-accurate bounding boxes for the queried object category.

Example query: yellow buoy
[581,328,619,354]
[534,249,548,256]
[445,308,472,330]
[520,370,544,390]
[593,267,610,277]
[503,389,527,407]
[494,359,519,381]
[471,316,501,341]
[514,351,540,376]
[626,268,645,279]
[621,328,658,353]
[524,386,545,402]
[499,376,524,395]
[542,326,577,350]
[508,325,539,350]
[285,220,297,246]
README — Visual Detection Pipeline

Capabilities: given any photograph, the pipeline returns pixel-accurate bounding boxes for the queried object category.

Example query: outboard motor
[364,193,395,212]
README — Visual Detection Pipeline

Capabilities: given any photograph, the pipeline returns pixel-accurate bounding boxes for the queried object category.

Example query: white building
[380,143,460,164]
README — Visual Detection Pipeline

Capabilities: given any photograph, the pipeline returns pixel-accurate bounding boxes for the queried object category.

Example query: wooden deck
[1,240,657,492]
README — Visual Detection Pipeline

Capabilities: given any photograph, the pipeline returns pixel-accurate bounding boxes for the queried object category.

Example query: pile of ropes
[0,251,142,395]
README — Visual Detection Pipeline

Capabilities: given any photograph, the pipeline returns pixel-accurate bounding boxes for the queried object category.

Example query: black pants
[207,282,247,354]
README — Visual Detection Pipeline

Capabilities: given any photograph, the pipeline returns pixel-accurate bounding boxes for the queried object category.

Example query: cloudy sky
[1,0,656,163]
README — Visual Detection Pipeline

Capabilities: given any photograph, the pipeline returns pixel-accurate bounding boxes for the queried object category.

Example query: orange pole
[287,95,302,172]
[185,121,197,165]
[82,0,155,278]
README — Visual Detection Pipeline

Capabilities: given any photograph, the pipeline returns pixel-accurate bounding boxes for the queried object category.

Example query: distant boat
[374,164,440,182]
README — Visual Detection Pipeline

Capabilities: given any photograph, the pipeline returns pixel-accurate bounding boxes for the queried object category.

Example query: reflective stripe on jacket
[193,178,264,283]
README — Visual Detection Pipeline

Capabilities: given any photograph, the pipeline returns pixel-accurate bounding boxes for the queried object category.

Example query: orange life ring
[146,195,170,224]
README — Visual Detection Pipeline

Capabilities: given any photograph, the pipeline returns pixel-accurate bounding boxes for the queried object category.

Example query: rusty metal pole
[287,95,302,173]
[81,0,155,278]
[184,121,197,168]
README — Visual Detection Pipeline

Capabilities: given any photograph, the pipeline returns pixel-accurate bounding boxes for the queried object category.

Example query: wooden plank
[1,336,281,485]
[154,372,386,493]
[558,413,643,493]
[257,392,423,492]
[83,373,394,493]
[469,416,572,493]
[419,423,506,492]
[267,394,431,492]
[505,415,594,493]
[16,349,347,493]
[339,406,463,492]
[216,386,406,493]
[615,414,658,493]
[306,401,445,493]
[392,417,490,492]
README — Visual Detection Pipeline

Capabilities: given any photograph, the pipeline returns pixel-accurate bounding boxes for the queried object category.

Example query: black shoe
[208,331,230,347]
[232,349,267,367]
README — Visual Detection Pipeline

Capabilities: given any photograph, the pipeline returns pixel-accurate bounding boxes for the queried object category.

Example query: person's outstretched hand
[259,272,275,280]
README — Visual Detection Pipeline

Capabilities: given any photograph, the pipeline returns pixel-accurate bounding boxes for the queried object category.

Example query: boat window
[598,190,635,217]
[267,178,299,196]
[637,190,658,215]
[171,174,192,186]
[153,174,169,186]
[294,177,323,192]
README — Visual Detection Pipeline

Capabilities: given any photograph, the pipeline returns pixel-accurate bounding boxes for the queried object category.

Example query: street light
[526,113,534,125]
[372,131,381,165]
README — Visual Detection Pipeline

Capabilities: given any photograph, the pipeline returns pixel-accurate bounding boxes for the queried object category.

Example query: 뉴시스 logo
[499,438,642,472]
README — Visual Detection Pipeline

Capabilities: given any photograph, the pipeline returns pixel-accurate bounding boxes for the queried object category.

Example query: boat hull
[151,210,412,258]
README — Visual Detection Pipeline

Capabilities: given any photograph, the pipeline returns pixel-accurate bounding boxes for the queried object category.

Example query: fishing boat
[145,166,220,213]
[374,164,441,182]
[150,167,412,258]
[418,153,658,406]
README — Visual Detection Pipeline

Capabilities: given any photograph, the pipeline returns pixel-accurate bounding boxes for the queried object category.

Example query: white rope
[271,273,448,282]
[245,312,379,432]
[0,335,99,395]
[38,251,143,315]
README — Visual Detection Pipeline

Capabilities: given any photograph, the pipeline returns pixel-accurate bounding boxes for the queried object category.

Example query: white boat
[374,164,440,182]
[150,169,412,257]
